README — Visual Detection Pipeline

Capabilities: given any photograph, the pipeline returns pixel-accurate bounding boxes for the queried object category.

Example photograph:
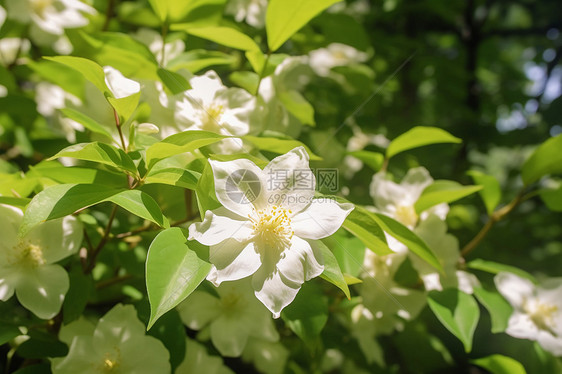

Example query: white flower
[177,279,279,357]
[176,338,234,374]
[5,0,96,52]
[104,66,140,99]
[495,272,562,356]
[175,70,256,136]
[0,38,31,66]
[188,147,354,317]
[309,43,368,77]
[225,0,267,28]
[35,82,84,142]
[0,6,6,28]
[412,214,479,294]
[343,125,390,178]
[134,28,185,66]
[370,167,448,230]
[52,304,171,373]
[0,204,82,319]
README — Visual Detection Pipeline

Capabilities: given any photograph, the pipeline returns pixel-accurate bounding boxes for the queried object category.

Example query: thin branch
[85,205,118,273]
[96,274,133,289]
[254,51,271,96]
[102,0,117,31]
[113,108,127,152]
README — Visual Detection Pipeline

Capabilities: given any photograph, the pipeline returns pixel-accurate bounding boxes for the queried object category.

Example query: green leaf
[62,267,93,324]
[48,142,138,176]
[279,90,315,126]
[243,135,322,160]
[146,228,212,329]
[59,108,113,139]
[467,170,502,215]
[145,131,226,170]
[147,0,168,22]
[229,71,260,95]
[347,150,385,172]
[0,325,21,345]
[386,126,461,159]
[342,206,392,256]
[521,134,562,185]
[106,190,169,228]
[466,259,535,282]
[372,213,442,271]
[157,68,191,95]
[427,289,480,352]
[414,180,482,214]
[145,168,201,190]
[471,354,527,374]
[323,234,366,278]
[473,286,513,333]
[0,196,30,208]
[317,240,350,298]
[44,56,109,95]
[107,91,141,122]
[28,60,85,98]
[27,163,127,187]
[195,162,221,218]
[539,185,562,211]
[20,184,124,236]
[79,32,158,80]
[266,0,342,52]
[174,25,261,51]
[17,330,68,358]
[168,50,236,74]
[281,282,328,345]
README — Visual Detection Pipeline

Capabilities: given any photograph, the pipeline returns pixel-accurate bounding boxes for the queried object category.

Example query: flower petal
[262,147,315,214]
[118,334,172,373]
[0,204,23,262]
[104,66,140,99]
[188,207,254,246]
[506,311,539,340]
[177,290,222,330]
[26,215,83,264]
[93,304,145,349]
[51,336,97,374]
[252,266,301,318]
[210,158,267,216]
[0,267,16,301]
[277,237,324,284]
[494,272,535,308]
[207,240,261,286]
[536,330,562,356]
[16,264,69,319]
[210,314,250,357]
[292,199,354,240]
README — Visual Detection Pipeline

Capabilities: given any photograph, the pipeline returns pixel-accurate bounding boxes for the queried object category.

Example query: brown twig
[85,205,118,273]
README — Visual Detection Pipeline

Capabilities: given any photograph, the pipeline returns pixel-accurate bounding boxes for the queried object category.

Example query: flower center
[31,0,54,17]
[99,349,121,372]
[526,300,558,332]
[250,205,294,250]
[8,241,45,268]
[200,103,225,132]
[394,204,418,228]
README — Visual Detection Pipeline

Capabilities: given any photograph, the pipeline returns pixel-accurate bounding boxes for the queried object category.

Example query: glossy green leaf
[386,126,461,159]
[467,170,502,215]
[106,190,169,228]
[323,234,366,278]
[473,286,513,333]
[414,180,482,214]
[107,91,141,122]
[347,150,385,172]
[48,142,138,176]
[342,206,392,256]
[317,240,350,298]
[174,25,261,51]
[467,259,535,282]
[521,134,562,185]
[146,228,212,329]
[195,162,221,218]
[0,196,30,208]
[281,282,328,345]
[157,68,191,95]
[20,184,124,236]
[539,185,562,211]
[0,325,21,345]
[242,135,321,160]
[44,56,109,95]
[427,289,480,352]
[27,163,127,187]
[279,90,315,126]
[471,354,527,374]
[59,108,113,139]
[168,50,236,73]
[146,131,225,170]
[230,71,260,96]
[266,0,342,52]
[372,213,442,271]
[145,168,201,190]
